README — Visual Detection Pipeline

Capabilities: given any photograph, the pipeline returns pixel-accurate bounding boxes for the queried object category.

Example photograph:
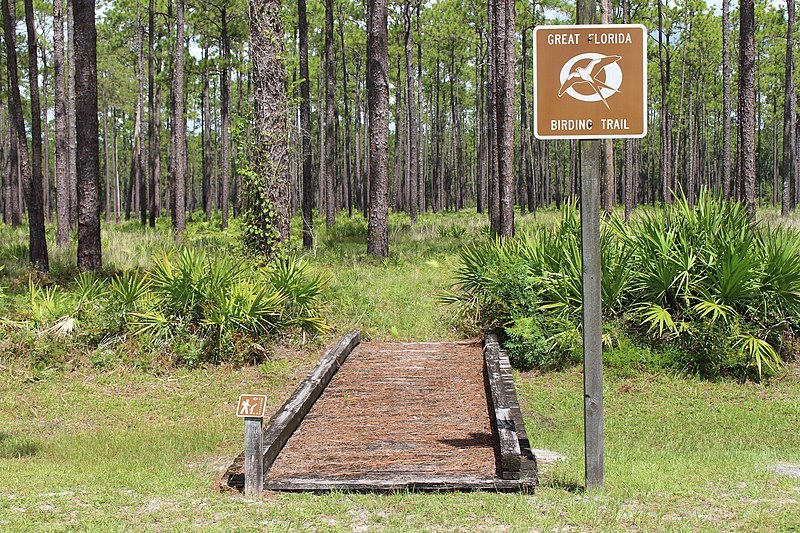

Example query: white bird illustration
[558,55,622,109]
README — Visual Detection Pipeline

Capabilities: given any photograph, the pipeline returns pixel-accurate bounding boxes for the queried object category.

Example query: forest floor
[1,208,799,530]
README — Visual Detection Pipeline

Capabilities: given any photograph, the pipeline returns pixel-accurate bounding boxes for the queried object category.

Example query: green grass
[0,207,799,530]
[0,362,797,530]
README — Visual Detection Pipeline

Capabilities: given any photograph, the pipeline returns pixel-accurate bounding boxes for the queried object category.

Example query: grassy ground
[1,208,799,530]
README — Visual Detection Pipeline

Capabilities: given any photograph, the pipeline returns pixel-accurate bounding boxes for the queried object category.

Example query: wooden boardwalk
[222,334,536,492]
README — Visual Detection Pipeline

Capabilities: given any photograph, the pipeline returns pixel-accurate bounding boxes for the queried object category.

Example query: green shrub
[447,192,799,380]
[129,249,329,363]
[504,316,551,371]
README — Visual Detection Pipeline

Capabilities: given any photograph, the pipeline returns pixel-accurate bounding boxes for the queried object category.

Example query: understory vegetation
[446,194,800,380]
[1,208,799,530]
[0,218,328,368]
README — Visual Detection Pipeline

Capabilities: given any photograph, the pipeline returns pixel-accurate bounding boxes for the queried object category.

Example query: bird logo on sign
[558,53,623,109]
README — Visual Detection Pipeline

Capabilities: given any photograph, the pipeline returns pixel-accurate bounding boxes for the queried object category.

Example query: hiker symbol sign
[236,394,267,418]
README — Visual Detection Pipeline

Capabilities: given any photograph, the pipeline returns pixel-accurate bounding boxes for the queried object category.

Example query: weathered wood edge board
[220,330,361,491]
[484,333,539,485]
[265,476,533,493]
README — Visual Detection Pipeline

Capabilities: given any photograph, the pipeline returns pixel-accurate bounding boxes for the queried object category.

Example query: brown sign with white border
[236,394,267,418]
[533,24,647,139]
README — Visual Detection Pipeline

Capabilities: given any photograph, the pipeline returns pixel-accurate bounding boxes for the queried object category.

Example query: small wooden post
[244,417,263,497]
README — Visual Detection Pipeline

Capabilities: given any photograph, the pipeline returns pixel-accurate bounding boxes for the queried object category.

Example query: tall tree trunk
[781,0,795,217]
[487,1,499,232]
[324,0,336,227]
[5,0,49,269]
[172,0,186,234]
[41,48,51,223]
[366,0,389,257]
[67,0,78,228]
[403,0,418,224]
[299,0,313,247]
[248,0,290,255]
[154,83,162,218]
[722,0,732,200]
[104,106,110,223]
[623,0,633,221]
[147,0,156,227]
[601,0,615,213]
[220,6,231,228]
[136,0,146,225]
[336,6,353,218]
[202,44,212,222]
[74,0,102,270]
[739,0,756,217]
[476,31,485,214]
[114,109,121,223]
[657,0,672,205]
[392,55,404,211]
[489,0,515,235]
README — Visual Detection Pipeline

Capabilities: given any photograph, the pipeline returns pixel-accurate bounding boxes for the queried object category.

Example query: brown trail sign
[533,22,650,490]
[533,24,647,140]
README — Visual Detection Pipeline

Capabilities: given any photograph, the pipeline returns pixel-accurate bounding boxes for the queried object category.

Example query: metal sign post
[533,20,648,490]
[237,394,267,496]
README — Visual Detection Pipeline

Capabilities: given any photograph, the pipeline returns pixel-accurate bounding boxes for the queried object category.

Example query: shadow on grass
[0,431,42,459]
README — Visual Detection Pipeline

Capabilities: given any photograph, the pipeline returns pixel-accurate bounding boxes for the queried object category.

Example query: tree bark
[366,0,389,257]
[248,0,290,253]
[601,0,614,213]
[781,0,795,216]
[67,0,78,228]
[499,0,515,236]
[299,0,313,247]
[74,0,102,271]
[172,0,186,234]
[136,0,146,224]
[220,6,231,228]
[739,0,756,217]
[147,0,156,227]
[41,47,51,223]
[336,5,353,218]
[16,0,49,269]
[324,0,336,227]
[104,106,110,223]
[202,43,212,222]
[722,0,732,200]
[403,0,418,223]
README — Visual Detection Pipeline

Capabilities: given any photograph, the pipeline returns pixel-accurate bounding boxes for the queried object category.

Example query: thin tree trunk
[657,0,672,205]
[147,0,156,226]
[324,0,336,227]
[722,0,732,200]
[403,0,418,223]
[114,109,121,223]
[781,0,795,216]
[136,0,146,224]
[67,0,78,229]
[299,0,313,247]
[23,0,49,269]
[739,0,756,217]
[366,0,389,257]
[336,6,353,218]
[220,6,231,228]
[41,47,51,223]
[172,0,186,234]
[104,106,110,223]
[202,44,212,222]
[601,0,614,213]
[6,0,49,268]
